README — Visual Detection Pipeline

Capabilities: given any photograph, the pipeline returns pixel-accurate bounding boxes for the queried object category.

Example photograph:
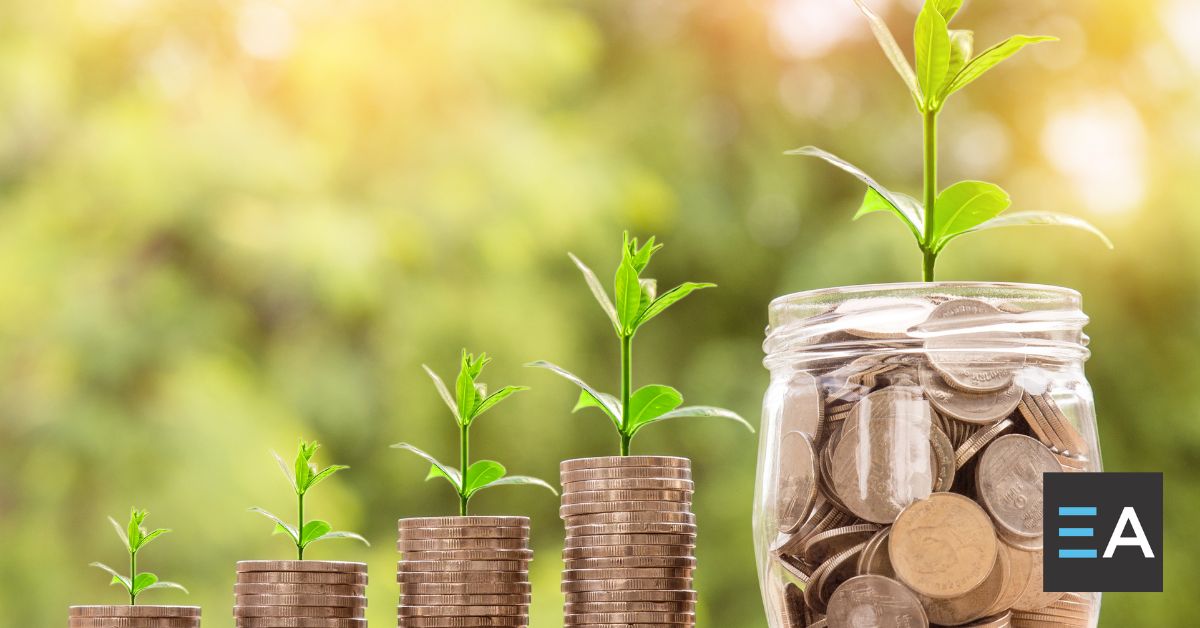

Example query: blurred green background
[0,0,1190,625]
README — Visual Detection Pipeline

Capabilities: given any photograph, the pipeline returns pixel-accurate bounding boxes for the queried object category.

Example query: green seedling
[789,0,1112,281]
[250,440,369,560]
[90,508,187,605]
[530,233,753,456]
[393,350,557,516]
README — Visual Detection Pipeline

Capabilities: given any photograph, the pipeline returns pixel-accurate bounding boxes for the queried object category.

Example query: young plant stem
[922,108,939,282]
[297,492,305,560]
[129,550,137,605]
[619,334,632,456]
[459,422,470,516]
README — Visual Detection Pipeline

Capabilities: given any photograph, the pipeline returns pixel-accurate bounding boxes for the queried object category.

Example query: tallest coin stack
[559,456,699,627]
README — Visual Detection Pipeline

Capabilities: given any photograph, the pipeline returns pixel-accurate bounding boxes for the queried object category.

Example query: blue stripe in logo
[1058,527,1094,537]
[1058,506,1097,516]
[1058,549,1099,559]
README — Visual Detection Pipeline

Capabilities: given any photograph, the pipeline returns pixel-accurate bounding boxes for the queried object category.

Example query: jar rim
[769,281,1081,311]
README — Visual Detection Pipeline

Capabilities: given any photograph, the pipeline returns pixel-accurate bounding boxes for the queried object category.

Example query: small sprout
[789,0,1111,280]
[393,350,557,516]
[90,508,188,605]
[250,440,369,560]
[530,233,753,456]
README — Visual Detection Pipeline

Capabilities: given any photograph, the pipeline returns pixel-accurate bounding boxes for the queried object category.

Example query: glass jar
[753,283,1102,628]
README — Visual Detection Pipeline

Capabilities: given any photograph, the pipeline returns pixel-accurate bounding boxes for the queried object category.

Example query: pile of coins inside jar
[768,297,1097,628]
[69,605,201,628]
[233,560,366,628]
[559,456,699,627]
[396,516,532,628]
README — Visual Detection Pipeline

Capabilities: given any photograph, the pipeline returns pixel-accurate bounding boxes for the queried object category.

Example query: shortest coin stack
[397,515,532,628]
[234,560,367,628]
[69,606,202,628]
[559,456,698,627]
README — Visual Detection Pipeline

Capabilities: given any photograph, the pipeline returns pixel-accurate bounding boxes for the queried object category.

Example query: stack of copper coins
[396,516,532,628]
[69,606,201,628]
[233,560,367,628]
[559,456,698,627]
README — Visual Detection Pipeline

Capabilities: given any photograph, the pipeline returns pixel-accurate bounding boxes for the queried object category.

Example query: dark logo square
[1043,472,1163,592]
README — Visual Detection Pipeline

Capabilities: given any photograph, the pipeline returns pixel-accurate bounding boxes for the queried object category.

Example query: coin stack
[559,456,698,627]
[396,516,532,628]
[764,297,1099,628]
[69,606,201,628]
[233,560,366,628]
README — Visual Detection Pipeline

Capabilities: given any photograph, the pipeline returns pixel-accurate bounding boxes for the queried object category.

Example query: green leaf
[108,516,130,552]
[471,385,529,424]
[945,29,974,86]
[294,441,318,493]
[945,35,1057,97]
[855,188,925,244]
[464,460,507,496]
[627,385,683,431]
[613,258,642,334]
[248,507,299,544]
[526,361,621,426]
[305,530,370,547]
[914,3,951,106]
[272,450,298,492]
[633,282,715,329]
[455,351,483,425]
[422,365,462,425]
[568,253,620,333]
[950,211,1113,250]
[786,146,925,237]
[305,464,348,493]
[638,278,657,317]
[572,390,623,431]
[931,180,1011,250]
[90,562,131,593]
[628,405,755,437]
[142,580,189,594]
[625,233,660,272]
[136,528,170,551]
[933,0,963,21]
[131,573,158,596]
[470,475,559,496]
[299,520,333,547]
[851,0,921,103]
[391,442,463,491]
[127,508,146,552]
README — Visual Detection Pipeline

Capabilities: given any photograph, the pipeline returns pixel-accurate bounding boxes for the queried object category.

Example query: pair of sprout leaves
[395,235,752,513]
[91,509,187,603]
[790,0,1111,269]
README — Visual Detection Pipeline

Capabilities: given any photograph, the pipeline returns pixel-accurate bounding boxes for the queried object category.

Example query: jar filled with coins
[754,283,1102,628]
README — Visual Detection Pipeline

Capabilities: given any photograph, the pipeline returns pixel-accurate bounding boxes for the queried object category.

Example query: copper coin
[398,559,528,572]
[398,616,525,627]
[235,619,363,628]
[397,605,525,617]
[831,387,934,523]
[802,523,880,565]
[890,493,999,599]
[400,549,533,562]
[857,526,896,578]
[397,537,528,551]
[232,593,365,607]
[566,522,696,536]
[564,600,695,613]
[69,607,201,617]
[565,589,696,602]
[561,489,693,505]
[563,567,693,580]
[564,533,695,548]
[237,571,367,585]
[559,500,692,517]
[826,574,928,627]
[563,556,697,570]
[562,544,693,559]
[563,478,695,492]
[955,419,1015,469]
[234,583,364,595]
[560,456,691,471]
[1010,550,1064,611]
[562,510,695,526]
[69,621,199,628]
[777,430,818,534]
[920,367,1022,425]
[233,606,361,618]
[804,540,868,615]
[399,594,530,605]
[977,434,1060,538]
[398,516,529,529]
[399,582,531,595]
[919,549,1008,625]
[563,611,694,624]
[395,571,528,583]
[237,560,366,573]
[561,577,692,593]
[397,526,529,540]
[560,466,692,483]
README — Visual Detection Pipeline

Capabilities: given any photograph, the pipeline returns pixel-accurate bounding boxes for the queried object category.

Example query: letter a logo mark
[1104,506,1155,558]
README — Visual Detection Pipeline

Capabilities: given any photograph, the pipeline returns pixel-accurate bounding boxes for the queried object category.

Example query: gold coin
[919,549,1008,625]
[890,493,998,599]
